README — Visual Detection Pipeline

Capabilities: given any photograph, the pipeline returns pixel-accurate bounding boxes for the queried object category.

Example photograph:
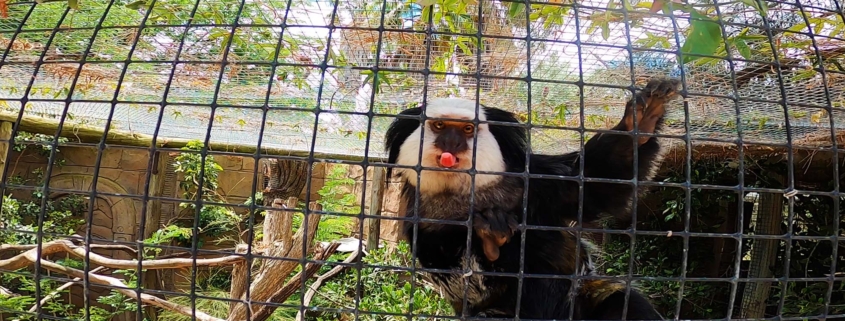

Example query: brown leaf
[650,0,664,13]
[0,0,8,19]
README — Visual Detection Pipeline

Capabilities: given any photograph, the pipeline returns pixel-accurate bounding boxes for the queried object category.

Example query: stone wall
[4,145,328,320]
[208,154,324,210]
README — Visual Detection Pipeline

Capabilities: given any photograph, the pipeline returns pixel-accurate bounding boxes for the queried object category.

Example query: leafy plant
[307,241,452,320]
[0,132,131,320]
[316,165,358,214]
[160,140,245,247]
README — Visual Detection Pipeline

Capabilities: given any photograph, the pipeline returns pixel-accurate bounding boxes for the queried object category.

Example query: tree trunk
[261,158,310,206]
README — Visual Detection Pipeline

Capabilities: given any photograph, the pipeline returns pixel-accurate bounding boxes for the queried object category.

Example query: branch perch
[28,266,107,313]
[227,202,323,321]
[251,241,341,321]
[8,247,224,321]
[0,239,246,272]
[295,248,362,321]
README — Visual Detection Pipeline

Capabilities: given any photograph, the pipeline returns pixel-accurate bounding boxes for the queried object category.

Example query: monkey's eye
[433,121,444,130]
[463,124,475,134]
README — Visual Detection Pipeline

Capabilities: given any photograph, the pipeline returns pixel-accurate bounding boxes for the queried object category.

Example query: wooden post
[366,167,386,251]
[143,151,167,239]
[263,197,297,254]
[141,151,168,321]
[0,121,13,181]
[228,243,249,313]
[740,188,784,318]
[709,199,730,278]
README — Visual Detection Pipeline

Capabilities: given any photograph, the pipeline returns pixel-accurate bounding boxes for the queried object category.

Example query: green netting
[0,0,842,160]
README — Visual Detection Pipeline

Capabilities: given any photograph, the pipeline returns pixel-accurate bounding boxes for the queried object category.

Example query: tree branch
[228,202,323,321]
[295,248,362,321]
[28,266,107,313]
[11,249,224,321]
[0,241,136,256]
[251,242,341,321]
[0,239,245,272]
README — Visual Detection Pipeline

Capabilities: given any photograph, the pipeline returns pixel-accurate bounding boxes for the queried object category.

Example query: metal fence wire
[0,0,842,320]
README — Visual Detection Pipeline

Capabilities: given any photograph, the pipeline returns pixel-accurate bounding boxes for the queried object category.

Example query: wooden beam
[366,166,387,252]
[0,121,12,181]
[143,151,167,240]
[740,182,784,318]
[0,111,385,162]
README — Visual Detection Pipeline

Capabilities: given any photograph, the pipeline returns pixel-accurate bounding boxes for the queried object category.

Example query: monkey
[383,78,682,319]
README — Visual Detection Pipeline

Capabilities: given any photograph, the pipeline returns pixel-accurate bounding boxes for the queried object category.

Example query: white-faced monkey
[384,78,681,319]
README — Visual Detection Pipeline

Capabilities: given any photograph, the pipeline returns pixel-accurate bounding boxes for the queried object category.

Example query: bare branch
[11,250,224,321]
[228,202,323,321]
[0,239,245,272]
[252,242,341,321]
[28,266,107,313]
[295,249,362,321]
[229,244,249,313]
[1,241,136,256]
[0,286,17,297]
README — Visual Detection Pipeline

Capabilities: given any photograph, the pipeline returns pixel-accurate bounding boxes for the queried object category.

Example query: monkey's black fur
[384,79,680,320]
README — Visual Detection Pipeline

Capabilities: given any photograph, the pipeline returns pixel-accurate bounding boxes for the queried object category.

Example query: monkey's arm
[526,78,681,226]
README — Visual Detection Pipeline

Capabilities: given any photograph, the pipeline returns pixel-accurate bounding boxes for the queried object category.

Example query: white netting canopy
[0,0,843,159]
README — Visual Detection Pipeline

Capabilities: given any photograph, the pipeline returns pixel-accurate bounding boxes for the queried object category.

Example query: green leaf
[456,40,472,55]
[68,0,79,10]
[680,10,722,64]
[733,38,751,59]
[739,0,768,17]
[600,22,610,40]
[125,0,148,9]
[508,2,524,18]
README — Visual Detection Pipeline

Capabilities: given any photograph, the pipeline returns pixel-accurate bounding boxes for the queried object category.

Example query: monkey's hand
[621,78,681,145]
[473,207,518,262]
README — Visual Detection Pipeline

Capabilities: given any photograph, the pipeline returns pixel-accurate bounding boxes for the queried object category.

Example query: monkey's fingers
[473,208,518,235]
[622,78,681,144]
[477,229,508,262]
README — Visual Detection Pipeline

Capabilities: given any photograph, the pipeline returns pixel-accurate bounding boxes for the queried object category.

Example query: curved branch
[0,241,137,256]
[30,257,224,321]
[0,239,245,272]
[28,266,107,313]
[295,249,362,321]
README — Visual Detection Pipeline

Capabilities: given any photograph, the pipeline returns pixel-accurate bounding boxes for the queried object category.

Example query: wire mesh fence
[0,0,842,320]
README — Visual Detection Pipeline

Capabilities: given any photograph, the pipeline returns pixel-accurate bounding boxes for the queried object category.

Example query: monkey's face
[428,119,474,169]
[393,99,506,194]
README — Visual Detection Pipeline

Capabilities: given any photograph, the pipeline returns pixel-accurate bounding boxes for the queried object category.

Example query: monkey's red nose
[438,152,457,168]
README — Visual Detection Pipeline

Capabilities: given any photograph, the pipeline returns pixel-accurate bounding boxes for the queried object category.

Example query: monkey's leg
[576,78,681,221]
[473,207,518,262]
[580,283,665,320]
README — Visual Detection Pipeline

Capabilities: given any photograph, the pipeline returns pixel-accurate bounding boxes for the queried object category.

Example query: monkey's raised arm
[527,78,681,227]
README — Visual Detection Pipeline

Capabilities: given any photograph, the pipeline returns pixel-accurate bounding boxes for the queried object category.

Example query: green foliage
[158,140,245,247]
[0,188,87,245]
[769,189,845,317]
[680,9,723,64]
[306,241,452,320]
[601,158,844,319]
[316,165,358,214]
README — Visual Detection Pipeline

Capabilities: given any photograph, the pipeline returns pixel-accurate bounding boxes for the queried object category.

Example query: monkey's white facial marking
[394,98,506,195]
